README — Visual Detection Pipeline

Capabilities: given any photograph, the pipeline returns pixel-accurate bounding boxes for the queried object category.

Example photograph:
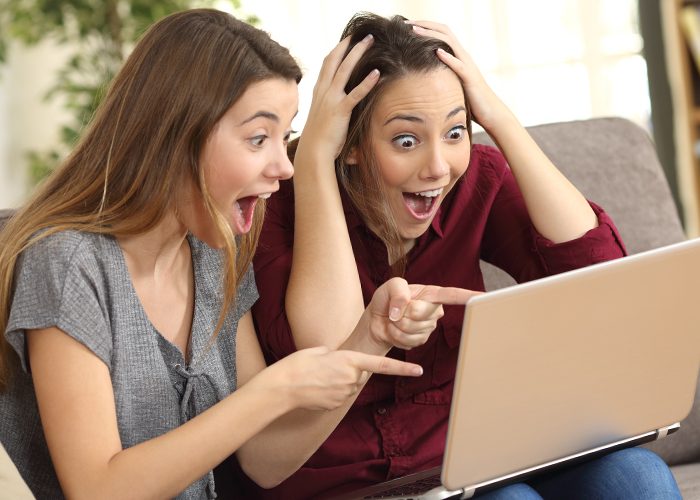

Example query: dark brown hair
[0,8,302,391]
[338,13,472,274]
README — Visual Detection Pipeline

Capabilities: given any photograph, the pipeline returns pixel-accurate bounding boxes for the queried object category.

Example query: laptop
[340,237,700,500]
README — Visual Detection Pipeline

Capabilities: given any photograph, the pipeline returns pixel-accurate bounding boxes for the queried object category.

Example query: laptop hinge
[461,489,475,499]
[656,422,681,440]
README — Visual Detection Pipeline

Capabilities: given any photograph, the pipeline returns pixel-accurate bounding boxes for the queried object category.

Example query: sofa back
[473,117,697,466]
[473,117,686,290]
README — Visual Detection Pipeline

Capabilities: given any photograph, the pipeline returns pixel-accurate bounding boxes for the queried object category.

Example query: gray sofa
[0,117,698,497]
[474,117,699,498]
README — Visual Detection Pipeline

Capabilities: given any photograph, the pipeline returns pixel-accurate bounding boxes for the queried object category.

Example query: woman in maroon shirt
[220,12,681,500]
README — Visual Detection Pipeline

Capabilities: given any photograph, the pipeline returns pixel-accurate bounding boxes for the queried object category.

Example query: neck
[176,182,226,249]
[117,210,189,276]
[402,238,416,255]
[364,219,416,266]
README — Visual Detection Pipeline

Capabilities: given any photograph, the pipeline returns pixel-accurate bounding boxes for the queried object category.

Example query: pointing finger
[346,351,423,377]
[410,285,482,305]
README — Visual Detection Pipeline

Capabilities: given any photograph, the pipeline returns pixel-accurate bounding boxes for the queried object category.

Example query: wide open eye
[249,135,268,147]
[283,130,297,146]
[392,134,418,150]
[445,125,466,142]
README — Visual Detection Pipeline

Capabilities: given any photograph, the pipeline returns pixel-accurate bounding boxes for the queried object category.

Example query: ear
[346,146,359,165]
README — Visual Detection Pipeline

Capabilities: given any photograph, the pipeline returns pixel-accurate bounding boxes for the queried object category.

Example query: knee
[476,482,541,500]
[604,447,667,473]
[599,447,680,498]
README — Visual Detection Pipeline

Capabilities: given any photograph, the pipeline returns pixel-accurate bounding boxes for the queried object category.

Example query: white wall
[0,40,71,208]
[0,0,647,207]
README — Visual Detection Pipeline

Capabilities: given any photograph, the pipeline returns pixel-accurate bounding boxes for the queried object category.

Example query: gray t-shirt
[0,230,258,499]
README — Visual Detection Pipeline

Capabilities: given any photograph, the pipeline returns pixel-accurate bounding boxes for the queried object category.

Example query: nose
[265,144,295,181]
[420,144,450,180]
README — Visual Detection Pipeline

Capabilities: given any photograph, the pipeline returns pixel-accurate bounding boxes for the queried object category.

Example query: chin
[399,223,432,241]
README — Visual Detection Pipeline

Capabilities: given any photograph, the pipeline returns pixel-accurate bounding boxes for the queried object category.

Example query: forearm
[485,110,597,242]
[287,146,364,349]
[238,315,381,487]
[238,282,467,486]
[285,34,380,350]
[70,384,291,500]
[237,390,359,488]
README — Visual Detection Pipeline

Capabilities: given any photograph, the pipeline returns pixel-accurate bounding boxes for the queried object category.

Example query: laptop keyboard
[363,474,443,498]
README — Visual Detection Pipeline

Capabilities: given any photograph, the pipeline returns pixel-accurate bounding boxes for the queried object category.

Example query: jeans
[476,448,681,500]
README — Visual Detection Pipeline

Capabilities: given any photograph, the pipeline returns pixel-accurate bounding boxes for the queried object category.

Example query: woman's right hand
[364,277,481,351]
[248,280,478,413]
[296,35,379,163]
[253,346,423,412]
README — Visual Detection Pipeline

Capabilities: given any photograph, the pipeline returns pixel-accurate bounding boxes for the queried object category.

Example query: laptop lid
[442,237,700,492]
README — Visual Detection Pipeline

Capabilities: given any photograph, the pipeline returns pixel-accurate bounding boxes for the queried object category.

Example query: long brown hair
[337,13,472,274]
[0,8,302,391]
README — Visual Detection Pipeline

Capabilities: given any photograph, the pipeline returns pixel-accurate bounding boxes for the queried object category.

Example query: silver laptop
[340,237,700,500]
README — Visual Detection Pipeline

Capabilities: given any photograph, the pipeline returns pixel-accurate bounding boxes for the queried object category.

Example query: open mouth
[402,187,443,220]
[231,193,271,234]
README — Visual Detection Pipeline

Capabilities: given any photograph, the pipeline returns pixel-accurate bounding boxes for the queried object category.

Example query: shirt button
[376,407,387,415]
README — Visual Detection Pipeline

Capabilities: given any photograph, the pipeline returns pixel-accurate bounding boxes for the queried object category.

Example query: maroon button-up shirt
[216,144,626,499]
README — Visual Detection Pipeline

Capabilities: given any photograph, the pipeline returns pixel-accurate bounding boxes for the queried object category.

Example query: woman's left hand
[408,20,512,131]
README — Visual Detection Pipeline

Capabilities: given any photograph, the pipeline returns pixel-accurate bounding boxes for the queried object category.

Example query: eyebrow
[239,111,279,126]
[383,106,467,126]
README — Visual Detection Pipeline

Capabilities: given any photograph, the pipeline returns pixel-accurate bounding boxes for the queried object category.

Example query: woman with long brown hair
[233,12,682,499]
[0,9,470,499]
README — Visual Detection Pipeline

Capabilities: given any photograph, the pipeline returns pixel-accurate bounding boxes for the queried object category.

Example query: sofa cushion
[671,463,700,499]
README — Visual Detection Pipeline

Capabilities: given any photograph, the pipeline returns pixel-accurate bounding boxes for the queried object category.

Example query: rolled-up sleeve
[531,202,626,275]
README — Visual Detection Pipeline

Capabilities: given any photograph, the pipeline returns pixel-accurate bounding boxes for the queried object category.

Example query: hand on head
[297,35,380,162]
[407,20,509,130]
[367,277,481,351]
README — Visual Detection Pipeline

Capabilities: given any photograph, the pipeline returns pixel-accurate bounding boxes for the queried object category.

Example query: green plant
[0,0,258,184]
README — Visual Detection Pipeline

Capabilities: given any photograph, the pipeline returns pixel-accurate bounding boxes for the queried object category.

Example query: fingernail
[412,366,423,376]
[364,34,374,43]
[389,307,401,321]
[370,68,380,78]
[437,48,446,55]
